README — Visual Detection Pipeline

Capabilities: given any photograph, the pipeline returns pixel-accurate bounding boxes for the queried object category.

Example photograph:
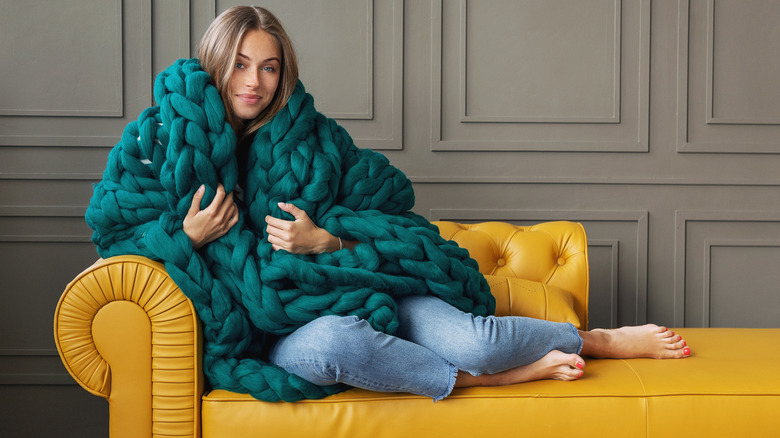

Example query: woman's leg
[449,325,694,388]
[395,295,584,376]
[579,325,691,359]
[452,350,584,388]
[269,314,459,401]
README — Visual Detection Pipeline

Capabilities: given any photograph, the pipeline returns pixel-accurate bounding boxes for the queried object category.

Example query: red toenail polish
[578,371,583,379]
[576,361,584,370]
[683,347,691,356]
[683,341,687,347]
[671,331,675,337]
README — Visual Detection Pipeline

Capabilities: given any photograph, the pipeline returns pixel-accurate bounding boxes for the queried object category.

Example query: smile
[237,94,262,105]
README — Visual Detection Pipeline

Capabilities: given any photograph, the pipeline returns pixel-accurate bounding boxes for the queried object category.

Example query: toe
[665,334,682,344]
[666,345,691,359]
[667,339,685,349]
[556,366,583,381]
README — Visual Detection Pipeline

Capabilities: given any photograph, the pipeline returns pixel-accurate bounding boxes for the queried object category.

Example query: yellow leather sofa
[54,221,780,437]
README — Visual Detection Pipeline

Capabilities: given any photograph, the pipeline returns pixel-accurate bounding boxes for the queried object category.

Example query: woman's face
[228,29,282,121]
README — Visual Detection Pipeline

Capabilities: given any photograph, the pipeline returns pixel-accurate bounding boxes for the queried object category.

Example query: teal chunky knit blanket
[86,58,494,402]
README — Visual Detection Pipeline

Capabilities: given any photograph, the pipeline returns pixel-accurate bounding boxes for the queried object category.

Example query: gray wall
[2,0,779,436]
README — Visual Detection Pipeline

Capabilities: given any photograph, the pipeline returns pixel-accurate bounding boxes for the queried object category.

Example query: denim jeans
[268,295,583,401]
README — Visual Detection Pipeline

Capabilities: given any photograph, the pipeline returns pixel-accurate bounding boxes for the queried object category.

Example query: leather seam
[620,359,649,438]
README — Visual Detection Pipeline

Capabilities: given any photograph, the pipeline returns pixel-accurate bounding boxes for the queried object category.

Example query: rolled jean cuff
[567,322,584,355]
[432,363,459,402]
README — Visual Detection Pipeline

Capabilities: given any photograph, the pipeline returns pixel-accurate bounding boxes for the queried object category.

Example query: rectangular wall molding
[676,0,780,153]
[674,210,780,326]
[0,0,152,147]
[459,0,622,124]
[431,0,650,152]
[702,239,780,327]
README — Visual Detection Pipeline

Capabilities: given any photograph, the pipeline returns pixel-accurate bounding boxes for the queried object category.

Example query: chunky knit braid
[87,58,494,402]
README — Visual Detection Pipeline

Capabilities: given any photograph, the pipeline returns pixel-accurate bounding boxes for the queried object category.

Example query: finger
[267,235,284,251]
[221,204,237,228]
[216,193,235,218]
[265,224,289,242]
[264,218,282,236]
[207,184,226,211]
[265,214,292,231]
[228,203,239,222]
[188,185,206,215]
[228,210,240,228]
[278,202,308,221]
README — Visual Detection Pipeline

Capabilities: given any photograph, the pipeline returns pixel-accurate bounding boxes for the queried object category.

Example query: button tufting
[496,258,506,267]
[557,257,566,266]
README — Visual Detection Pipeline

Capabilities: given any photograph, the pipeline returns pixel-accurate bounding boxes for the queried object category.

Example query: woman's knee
[270,315,378,384]
[277,315,377,364]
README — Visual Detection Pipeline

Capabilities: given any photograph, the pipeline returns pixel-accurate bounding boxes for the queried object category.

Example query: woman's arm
[265,202,358,254]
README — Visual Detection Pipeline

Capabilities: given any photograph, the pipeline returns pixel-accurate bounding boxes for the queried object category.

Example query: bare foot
[454,350,585,389]
[580,324,691,360]
[505,350,586,383]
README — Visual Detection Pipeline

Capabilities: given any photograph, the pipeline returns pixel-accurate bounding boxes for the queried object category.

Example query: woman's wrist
[322,231,355,252]
[182,221,205,250]
[318,230,340,253]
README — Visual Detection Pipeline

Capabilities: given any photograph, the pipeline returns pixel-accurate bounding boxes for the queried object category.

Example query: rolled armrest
[434,221,589,329]
[54,255,203,438]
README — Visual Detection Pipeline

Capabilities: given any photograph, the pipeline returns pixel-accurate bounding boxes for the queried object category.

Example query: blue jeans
[268,295,583,401]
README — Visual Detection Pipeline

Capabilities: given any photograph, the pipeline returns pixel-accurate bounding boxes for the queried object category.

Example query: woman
[87,6,690,403]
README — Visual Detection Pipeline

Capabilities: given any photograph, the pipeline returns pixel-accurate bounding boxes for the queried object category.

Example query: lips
[236,94,262,105]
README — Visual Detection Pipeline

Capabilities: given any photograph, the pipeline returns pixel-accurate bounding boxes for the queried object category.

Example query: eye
[262,66,276,72]
[235,62,245,69]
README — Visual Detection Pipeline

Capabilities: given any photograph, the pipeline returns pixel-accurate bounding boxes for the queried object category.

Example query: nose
[245,68,259,88]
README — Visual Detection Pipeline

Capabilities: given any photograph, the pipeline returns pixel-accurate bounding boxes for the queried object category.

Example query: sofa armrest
[434,221,589,329]
[54,255,203,438]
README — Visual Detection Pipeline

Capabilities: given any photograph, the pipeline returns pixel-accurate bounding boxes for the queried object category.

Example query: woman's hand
[265,202,340,254]
[183,184,239,249]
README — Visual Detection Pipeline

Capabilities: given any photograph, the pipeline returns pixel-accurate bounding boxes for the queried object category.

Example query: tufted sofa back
[434,221,589,329]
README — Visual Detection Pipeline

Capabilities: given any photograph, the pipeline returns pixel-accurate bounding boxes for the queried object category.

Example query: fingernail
[576,361,584,370]
[683,347,691,356]
[197,185,205,193]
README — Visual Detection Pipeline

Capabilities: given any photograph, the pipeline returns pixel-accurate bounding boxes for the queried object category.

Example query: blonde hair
[198,6,298,137]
